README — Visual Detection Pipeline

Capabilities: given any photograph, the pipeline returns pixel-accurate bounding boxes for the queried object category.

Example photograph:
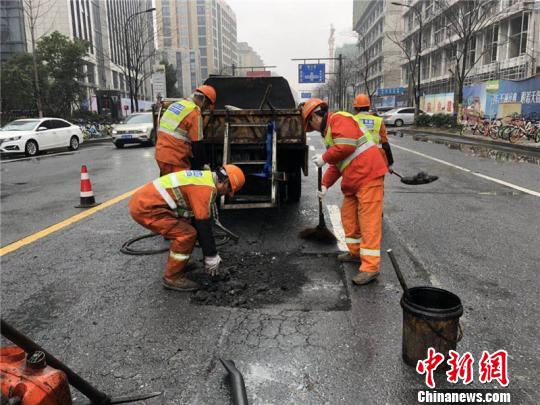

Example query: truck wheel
[287,168,302,202]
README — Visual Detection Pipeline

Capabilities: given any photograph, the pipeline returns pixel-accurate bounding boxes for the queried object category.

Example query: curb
[83,137,113,145]
[392,127,540,155]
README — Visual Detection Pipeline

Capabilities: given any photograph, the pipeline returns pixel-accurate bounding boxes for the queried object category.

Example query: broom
[298,167,337,243]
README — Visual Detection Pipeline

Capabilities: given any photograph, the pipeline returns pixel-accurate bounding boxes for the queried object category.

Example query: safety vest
[158,99,201,143]
[354,113,383,146]
[324,112,376,172]
[152,170,215,218]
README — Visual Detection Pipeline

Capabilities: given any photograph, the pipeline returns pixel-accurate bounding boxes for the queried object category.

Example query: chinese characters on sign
[416,349,509,388]
[298,64,325,84]
[377,87,406,96]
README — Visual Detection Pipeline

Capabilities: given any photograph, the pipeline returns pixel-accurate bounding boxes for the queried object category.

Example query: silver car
[381,107,429,127]
[111,113,155,148]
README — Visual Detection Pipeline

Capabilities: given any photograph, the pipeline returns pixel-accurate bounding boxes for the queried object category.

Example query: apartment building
[156,0,238,95]
[399,0,539,95]
[352,0,403,101]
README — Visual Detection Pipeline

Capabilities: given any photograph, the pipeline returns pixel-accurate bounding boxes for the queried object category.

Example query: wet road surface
[1,133,538,404]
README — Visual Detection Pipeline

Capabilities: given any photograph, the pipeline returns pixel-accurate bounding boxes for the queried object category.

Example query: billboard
[298,64,325,83]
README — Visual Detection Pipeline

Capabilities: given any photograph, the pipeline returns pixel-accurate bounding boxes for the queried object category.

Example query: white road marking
[309,145,315,151]
[393,144,540,197]
[326,204,348,252]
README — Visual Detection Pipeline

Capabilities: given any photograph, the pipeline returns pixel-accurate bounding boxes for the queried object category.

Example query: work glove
[388,165,394,174]
[317,186,328,200]
[204,254,222,276]
[312,154,326,168]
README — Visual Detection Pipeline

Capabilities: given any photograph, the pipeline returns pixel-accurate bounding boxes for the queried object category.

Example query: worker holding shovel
[302,98,388,285]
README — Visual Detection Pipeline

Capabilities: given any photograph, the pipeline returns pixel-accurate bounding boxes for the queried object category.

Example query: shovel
[391,169,438,185]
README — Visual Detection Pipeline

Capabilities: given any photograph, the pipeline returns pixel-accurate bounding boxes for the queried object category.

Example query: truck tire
[287,167,302,202]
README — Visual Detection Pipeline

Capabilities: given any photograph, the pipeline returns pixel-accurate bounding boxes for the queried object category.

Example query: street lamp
[124,7,156,113]
[392,1,422,118]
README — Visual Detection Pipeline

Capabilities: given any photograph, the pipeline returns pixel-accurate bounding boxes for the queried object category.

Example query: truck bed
[203,109,305,144]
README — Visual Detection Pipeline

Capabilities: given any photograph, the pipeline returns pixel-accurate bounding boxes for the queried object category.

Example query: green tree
[36,31,88,116]
[162,60,182,98]
[1,53,44,114]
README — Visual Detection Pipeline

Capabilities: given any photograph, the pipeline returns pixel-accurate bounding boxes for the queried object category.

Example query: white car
[0,118,83,156]
[111,113,156,148]
[381,107,430,127]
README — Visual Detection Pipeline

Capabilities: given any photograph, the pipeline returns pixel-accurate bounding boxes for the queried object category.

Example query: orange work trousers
[129,184,197,282]
[156,160,189,177]
[340,176,384,273]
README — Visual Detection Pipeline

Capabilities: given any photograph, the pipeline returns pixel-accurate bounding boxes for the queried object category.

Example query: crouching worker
[129,165,245,292]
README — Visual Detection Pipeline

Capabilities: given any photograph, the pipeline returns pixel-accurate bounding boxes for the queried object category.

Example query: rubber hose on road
[120,230,231,256]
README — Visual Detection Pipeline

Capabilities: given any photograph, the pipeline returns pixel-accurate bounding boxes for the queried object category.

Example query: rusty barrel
[400,286,463,370]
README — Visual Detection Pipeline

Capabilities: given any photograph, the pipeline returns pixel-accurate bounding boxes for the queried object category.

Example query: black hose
[120,229,232,256]
[220,359,249,405]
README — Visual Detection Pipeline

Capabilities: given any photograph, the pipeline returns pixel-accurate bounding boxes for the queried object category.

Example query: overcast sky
[227,0,357,94]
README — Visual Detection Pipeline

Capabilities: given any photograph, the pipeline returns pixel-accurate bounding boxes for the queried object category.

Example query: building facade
[399,0,539,97]
[156,0,238,95]
[0,0,27,64]
[352,0,404,104]
[17,0,155,114]
[237,41,264,74]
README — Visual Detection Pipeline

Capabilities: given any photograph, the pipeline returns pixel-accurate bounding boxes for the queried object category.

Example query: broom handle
[318,167,326,227]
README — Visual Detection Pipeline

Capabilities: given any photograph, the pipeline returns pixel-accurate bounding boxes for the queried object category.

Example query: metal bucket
[400,286,463,370]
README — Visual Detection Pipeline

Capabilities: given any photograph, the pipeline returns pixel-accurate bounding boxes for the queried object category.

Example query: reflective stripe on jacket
[324,111,376,173]
[159,99,201,143]
[152,170,215,218]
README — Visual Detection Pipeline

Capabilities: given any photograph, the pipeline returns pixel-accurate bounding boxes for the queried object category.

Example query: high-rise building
[16,0,155,113]
[156,0,238,94]
[352,0,404,105]
[237,42,264,73]
[0,0,27,64]
[398,0,539,96]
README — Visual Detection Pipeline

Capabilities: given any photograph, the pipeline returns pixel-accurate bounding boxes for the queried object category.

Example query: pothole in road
[189,251,350,311]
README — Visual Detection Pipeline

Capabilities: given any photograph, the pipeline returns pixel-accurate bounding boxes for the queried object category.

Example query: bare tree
[22,0,55,117]
[440,0,505,120]
[356,33,378,105]
[387,28,421,116]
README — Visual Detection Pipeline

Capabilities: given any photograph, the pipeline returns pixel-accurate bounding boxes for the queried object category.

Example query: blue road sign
[300,92,312,99]
[298,64,325,83]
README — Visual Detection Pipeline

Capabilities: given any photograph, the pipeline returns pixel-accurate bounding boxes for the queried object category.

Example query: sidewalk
[391,126,540,154]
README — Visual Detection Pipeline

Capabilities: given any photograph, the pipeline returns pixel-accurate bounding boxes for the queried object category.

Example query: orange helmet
[223,164,245,196]
[301,98,328,131]
[195,85,217,105]
[353,93,370,108]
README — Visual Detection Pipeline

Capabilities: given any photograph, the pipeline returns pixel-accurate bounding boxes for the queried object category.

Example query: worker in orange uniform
[302,98,388,285]
[155,85,217,176]
[353,93,394,168]
[129,165,245,292]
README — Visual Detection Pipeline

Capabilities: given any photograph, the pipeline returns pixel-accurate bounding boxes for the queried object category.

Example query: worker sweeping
[353,93,394,168]
[302,98,388,285]
[128,165,245,292]
[154,85,217,175]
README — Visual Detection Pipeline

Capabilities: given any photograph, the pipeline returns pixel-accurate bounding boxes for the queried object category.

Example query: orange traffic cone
[75,165,99,208]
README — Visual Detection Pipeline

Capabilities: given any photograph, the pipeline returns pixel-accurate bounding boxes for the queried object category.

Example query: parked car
[111,113,155,148]
[0,118,83,157]
[381,107,431,127]
[373,106,394,116]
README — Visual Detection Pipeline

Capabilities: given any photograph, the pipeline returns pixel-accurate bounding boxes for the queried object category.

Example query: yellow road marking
[0,187,141,257]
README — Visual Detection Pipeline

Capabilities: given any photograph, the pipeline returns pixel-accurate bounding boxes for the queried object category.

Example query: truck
[153,76,308,209]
